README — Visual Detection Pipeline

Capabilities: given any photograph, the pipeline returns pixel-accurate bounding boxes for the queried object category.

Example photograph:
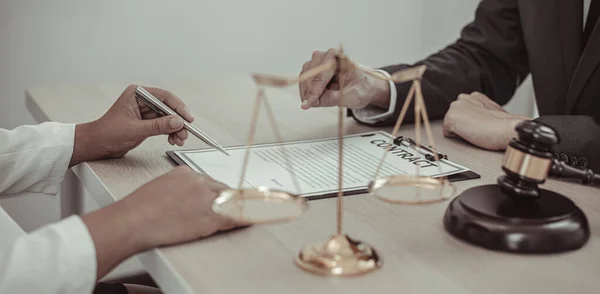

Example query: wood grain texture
[26,78,600,294]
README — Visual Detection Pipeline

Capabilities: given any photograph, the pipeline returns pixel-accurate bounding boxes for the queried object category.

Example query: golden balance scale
[211,46,456,277]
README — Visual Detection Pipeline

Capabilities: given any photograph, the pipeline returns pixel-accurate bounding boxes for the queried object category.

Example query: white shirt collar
[584,0,592,29]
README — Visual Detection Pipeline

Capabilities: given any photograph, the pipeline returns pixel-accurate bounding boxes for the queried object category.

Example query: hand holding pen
[71,85,204,165]
[135,86,229,155]
[132,86,195,147]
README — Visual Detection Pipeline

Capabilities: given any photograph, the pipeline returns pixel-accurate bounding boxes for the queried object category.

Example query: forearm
[356,0,529,126]
[381,45,526,122]
[367,74,391,109]
[82,199,150,279]
[70,121,108,167]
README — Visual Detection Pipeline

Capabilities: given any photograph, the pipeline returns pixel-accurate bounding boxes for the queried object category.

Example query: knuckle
[302,61,310,71]
[446,103,459,115]
[443,113,451,124]
[152,119,163,132]
[443,116,454,129]
[197,175,208,183]
[126,84,137,92]
[164,90,175,100]
[326,48,336,55]
[311,50,323,59]
[198,174,215,185]
[311,73,324,82]
[452,100,465,109]
[304,88,315,98]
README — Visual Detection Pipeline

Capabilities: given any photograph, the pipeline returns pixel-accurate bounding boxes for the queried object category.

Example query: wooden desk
[26,78,600,294]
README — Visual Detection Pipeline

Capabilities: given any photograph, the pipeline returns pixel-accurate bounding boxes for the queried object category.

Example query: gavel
[443,120,592,254]
[499,120,599,200]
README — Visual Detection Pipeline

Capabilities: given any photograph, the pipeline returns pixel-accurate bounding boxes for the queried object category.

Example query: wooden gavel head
[497,121,560,199]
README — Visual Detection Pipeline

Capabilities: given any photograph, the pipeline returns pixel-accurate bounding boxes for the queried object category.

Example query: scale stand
[212,45,458,277]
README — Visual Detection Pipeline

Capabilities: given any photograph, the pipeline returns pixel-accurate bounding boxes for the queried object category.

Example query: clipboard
[166,132,480,200]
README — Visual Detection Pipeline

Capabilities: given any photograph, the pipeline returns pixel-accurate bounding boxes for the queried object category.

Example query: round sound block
[443,185,590,253]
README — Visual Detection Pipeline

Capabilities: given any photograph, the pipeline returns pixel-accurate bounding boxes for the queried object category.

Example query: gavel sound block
[443,121,590,254]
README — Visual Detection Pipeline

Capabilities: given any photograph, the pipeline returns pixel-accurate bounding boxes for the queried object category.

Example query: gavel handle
[549,159,600,186]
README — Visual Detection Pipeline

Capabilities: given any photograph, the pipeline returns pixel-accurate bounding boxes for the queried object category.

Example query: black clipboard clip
[391,135,480,182]
[393,136,448,161]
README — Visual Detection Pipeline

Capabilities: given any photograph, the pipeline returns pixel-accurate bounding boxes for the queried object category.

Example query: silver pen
[134,86,229,156]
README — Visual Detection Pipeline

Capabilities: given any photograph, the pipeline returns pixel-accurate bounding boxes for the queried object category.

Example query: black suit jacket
[351,0,600,172]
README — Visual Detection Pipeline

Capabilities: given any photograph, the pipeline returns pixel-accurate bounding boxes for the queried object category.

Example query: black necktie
[584,0,600,46]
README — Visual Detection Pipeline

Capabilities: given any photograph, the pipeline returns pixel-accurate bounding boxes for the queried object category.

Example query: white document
[174,131,470,198]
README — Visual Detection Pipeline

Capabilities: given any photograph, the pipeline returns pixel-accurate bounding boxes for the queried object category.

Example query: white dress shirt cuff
[352,69,398,124]
[0,122,75,197]
[39,123,76,195]
[49,215,97,292]
[0,215,97,294]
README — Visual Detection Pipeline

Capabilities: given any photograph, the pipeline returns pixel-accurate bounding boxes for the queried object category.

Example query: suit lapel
[566,7,600,112]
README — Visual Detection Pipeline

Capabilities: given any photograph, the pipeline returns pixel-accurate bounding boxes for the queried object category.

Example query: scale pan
[212,187,308,224]
[368,175,455,204]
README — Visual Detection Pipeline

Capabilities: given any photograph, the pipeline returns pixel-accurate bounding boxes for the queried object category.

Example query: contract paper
[174,131,470,198]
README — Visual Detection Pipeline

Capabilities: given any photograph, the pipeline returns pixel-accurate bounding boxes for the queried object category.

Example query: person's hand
[82,166,241,279]
[70,85,194,166]
[298,49,391,110]
[122,166,240,248]
[442,92,530,150]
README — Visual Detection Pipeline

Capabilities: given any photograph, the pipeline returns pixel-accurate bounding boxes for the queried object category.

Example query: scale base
[444,185,590,253]
[295,234,382,276]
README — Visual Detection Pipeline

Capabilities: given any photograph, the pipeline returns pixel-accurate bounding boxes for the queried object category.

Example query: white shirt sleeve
[0,215,97,294]
[0,122,75,196]
[351,69,398,124]
[0,122,98,294]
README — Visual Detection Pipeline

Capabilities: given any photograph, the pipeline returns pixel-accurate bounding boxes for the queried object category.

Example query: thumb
[139,115,184,137]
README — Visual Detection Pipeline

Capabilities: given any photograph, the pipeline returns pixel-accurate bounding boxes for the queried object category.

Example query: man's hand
[442,92,530,150]
[123,167,240,248]
[298,49,391,110]
[70,85,194,167]
[82,166,241,279]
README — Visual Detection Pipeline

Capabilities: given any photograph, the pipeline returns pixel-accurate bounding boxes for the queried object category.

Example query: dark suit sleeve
[350,0,530,126]
[534,116,600,172]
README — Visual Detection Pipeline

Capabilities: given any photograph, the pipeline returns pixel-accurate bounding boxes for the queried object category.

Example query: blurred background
[0,0,535,279]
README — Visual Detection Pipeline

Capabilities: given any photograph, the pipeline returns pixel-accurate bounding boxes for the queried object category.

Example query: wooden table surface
[26,78,600,294]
